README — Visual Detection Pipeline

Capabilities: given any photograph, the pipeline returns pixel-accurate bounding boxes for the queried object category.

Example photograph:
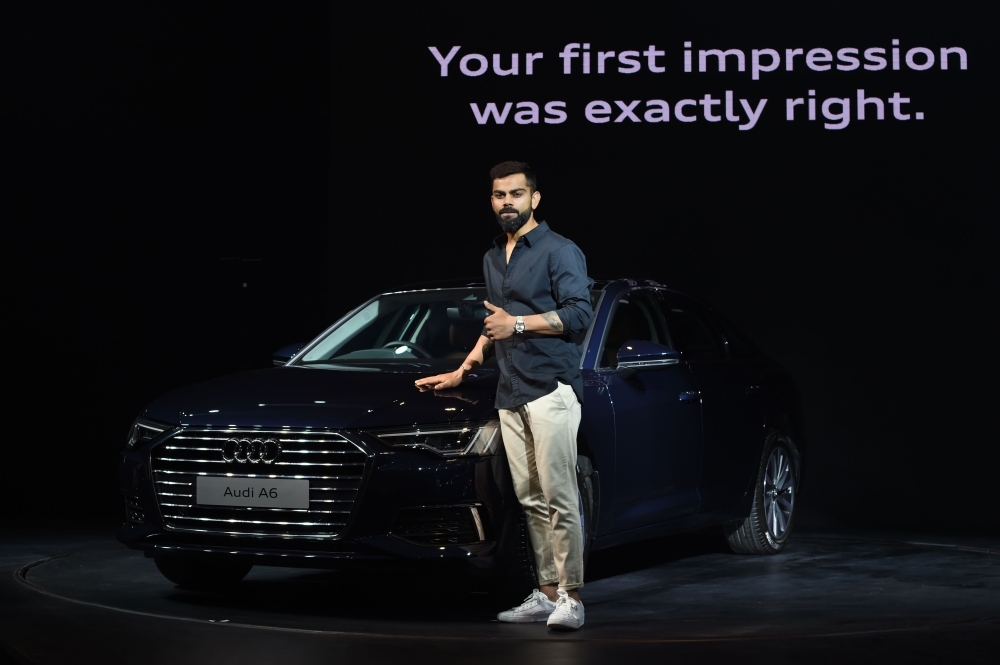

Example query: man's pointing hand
[483,301,515,341]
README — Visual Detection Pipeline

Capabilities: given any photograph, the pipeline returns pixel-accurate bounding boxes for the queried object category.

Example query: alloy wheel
[763,446,795,539]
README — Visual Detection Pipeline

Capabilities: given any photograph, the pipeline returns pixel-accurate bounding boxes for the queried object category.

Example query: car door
[601,288,703,532]
[658,292,764,512]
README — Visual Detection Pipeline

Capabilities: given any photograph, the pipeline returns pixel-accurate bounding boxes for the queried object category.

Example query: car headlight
[126,418,169,449]
[371,420,501,457]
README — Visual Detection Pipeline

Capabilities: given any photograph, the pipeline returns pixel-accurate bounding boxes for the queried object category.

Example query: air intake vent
[391,505,485,546]
[124,493,145,524]
[150,429,368,539]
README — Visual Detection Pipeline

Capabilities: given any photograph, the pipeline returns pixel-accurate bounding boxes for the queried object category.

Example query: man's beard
[495,206,532,234]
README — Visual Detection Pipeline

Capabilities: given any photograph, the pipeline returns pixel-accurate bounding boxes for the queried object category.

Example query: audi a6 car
[119,278,804,594]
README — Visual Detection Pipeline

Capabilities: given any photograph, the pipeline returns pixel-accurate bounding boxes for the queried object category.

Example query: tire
[723,431,798,554]
[153,555,253,589]
[491,455,595,603]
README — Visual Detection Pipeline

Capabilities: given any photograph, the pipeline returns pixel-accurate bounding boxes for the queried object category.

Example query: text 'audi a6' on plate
[119,278,804,596]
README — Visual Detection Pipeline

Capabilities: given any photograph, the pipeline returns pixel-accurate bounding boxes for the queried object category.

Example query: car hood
[142,364,500,430]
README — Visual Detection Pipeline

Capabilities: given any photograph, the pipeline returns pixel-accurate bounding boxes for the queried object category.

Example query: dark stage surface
[1,527,997,664]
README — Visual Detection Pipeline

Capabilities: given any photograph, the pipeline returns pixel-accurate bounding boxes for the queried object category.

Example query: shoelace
[553,594,577,613]
[515,590,548,611]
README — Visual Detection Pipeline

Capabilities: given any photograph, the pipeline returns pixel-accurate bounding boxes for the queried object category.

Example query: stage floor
[1,527,997,664]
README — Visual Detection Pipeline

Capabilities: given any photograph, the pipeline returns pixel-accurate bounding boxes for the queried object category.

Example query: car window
[599,289,668,367]
[299,288,606,364]
[657,293,724,361]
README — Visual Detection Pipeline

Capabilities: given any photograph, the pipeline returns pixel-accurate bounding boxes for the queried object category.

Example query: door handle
[678,391,701,403]
[745,385,763,395]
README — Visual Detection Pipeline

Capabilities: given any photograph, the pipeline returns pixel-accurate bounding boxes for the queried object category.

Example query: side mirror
[616,340,680,378]
[273,343,306,366]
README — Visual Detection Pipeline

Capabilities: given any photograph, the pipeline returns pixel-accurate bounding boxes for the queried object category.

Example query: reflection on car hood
[142,364,499,430]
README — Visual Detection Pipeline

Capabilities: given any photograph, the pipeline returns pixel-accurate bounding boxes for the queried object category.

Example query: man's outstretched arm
[414,335,493,391]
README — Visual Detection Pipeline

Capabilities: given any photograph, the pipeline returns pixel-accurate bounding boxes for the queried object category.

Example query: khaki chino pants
[499,382,584,591]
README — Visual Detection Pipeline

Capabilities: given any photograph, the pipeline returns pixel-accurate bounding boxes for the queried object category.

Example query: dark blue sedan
[118,279,803,593]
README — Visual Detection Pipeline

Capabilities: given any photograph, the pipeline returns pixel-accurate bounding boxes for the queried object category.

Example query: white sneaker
[546,589,584,630]
[497,589,557,623]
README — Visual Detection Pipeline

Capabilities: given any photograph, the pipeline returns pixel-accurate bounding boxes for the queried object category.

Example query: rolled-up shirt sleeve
[550,243,594,334]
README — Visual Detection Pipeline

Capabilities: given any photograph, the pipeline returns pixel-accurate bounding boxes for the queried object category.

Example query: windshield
[299,288,602,365]
[300,288,492,363]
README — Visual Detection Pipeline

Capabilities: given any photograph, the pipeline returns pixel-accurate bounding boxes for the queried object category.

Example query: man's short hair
[490,161,537,193]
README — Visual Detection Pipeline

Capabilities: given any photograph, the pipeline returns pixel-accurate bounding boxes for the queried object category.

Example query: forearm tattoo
[541,311,564,332]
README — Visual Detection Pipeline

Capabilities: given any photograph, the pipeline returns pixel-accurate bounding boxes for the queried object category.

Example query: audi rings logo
[222,438,281,464]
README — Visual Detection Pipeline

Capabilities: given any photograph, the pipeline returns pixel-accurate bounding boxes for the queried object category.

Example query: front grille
[391,505,484,545]
[150,429,368,538]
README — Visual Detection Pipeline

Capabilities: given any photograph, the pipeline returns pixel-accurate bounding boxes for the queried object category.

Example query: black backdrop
[5,2,997,533]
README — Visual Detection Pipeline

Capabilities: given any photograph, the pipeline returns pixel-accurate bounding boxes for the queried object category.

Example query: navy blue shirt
[482,221,594,409]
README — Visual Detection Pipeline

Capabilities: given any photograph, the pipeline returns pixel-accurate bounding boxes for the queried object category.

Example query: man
[415,161,594,631]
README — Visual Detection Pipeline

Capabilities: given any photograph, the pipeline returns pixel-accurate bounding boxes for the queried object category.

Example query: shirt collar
[493,220,550,249]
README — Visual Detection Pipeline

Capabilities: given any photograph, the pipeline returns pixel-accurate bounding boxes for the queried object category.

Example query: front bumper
[117,428,520,569]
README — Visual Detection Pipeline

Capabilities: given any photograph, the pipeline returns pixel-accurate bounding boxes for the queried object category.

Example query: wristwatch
[514,315,525,334]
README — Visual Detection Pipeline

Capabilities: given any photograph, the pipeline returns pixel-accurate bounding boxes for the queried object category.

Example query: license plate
[196,476,310,510]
